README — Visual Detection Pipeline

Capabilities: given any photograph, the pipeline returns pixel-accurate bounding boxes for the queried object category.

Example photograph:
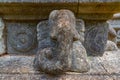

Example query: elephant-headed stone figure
[34,10,90,75]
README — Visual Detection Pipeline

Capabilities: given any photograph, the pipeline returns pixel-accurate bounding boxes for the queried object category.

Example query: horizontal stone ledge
[0,2,119,20]
[0,50,120,74]
[0,73,120,80]
[0,0,120,3]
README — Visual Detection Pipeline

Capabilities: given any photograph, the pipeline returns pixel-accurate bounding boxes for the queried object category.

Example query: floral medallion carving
[7,23,37,55]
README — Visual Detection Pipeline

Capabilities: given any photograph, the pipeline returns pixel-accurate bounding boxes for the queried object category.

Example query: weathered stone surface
[107,19,120,45]
[0,1,119,20]
[0,2,78,20]
[108,20,120,29]
[0,18,6,55]
[0,55,35,73]
[77,3,120,20]
[34,10,89,74]
[7,22,38,55]
[0,74,120,80]
[88,50,120,74]
[113,13,120,19]
[76,19,85,43]
[0,0,78,3]
[108,26,117,43]
[0,0,120,3]
[0,50,120,74]
[105,40,118,51]
[84,21,109,56]
[0,73,119,80]
[116,30,120,47]
[71,41,90,72]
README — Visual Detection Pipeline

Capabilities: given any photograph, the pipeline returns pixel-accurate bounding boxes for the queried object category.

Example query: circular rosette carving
[10,26,37,52]
[85,25,108,56]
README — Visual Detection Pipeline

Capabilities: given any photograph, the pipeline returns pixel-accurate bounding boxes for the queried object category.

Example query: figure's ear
[49,10,59,23]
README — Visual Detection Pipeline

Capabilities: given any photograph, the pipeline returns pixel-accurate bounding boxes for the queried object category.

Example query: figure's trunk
[57,26,73,70]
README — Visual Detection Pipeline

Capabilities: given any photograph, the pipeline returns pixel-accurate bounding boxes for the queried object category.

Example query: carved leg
[84,21,109,56]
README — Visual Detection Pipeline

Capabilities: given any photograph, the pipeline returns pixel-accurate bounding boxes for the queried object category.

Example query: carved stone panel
[84,21,109,56]
[34,10,90,74]
[7,22,37,55]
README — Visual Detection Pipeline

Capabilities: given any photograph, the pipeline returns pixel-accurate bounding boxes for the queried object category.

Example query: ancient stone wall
[0,1,120,80]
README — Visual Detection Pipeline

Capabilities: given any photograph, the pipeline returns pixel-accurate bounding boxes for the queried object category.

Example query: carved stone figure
[7,23,37,55]
[0,18,6,55]
[34,10,90,74]
[84,21,109,56]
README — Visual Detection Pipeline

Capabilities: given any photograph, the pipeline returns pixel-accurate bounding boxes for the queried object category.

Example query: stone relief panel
[0,18,6,55]
[84,21,109,56]
[34,10,90,74]
[7,22,37,55]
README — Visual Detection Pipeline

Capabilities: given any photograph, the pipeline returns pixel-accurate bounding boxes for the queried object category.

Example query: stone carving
[76,19,85,43]
[84,21,109,56]
[0,18,6,55]
[7,23,37,55]
[105,40,118,51]
[34,10,90,74]
[108,26,117,43]
[105,26,119,51]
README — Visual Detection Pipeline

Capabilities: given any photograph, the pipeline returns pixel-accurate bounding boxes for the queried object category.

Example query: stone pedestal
[84,20,109,56]
[0,49,120,80]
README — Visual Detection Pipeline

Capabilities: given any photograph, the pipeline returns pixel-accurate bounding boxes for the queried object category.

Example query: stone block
[0,18,6,55]
[7,22,38,55]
